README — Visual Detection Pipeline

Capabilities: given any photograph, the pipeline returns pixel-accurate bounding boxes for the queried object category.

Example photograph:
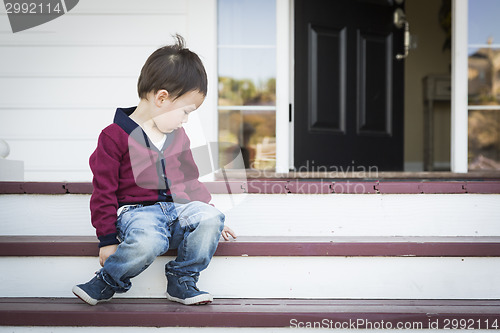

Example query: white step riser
[1,256,500,299]
[1,194,500,237]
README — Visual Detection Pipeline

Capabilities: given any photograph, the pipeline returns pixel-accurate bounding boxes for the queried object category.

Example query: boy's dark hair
[137,34,208,100]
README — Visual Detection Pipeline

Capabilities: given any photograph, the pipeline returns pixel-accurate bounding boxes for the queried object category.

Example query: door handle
[394,8,410,60]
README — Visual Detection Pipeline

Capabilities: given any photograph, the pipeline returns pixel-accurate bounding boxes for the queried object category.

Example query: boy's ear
[154,90,170,107]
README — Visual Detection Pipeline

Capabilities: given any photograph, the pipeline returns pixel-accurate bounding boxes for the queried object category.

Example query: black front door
[294,0,405,171]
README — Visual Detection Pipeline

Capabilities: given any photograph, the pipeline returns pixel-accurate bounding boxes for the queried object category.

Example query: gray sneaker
[72,274,115,306]
[166,274,212,305]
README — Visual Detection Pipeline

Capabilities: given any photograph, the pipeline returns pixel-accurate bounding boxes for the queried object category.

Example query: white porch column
[451,0,469,173]
[275,0,291,173]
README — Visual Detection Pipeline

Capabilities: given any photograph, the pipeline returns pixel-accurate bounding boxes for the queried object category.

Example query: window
[468,0,500,170]
[217,0,277,170]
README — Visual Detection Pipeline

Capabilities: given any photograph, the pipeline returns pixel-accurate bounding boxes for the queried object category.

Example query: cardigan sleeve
[89,130,122,247]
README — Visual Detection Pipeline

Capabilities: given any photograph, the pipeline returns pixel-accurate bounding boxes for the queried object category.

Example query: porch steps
[0,181,499,330]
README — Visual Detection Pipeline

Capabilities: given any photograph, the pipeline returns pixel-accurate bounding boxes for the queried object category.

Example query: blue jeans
[99,201,225,293]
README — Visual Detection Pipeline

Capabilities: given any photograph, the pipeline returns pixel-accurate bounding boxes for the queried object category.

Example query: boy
[73,35,236,306]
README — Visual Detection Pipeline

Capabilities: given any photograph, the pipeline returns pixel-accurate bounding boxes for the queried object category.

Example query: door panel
[357,31,392,136]
[294,0,405,171]
[309,25,346,133]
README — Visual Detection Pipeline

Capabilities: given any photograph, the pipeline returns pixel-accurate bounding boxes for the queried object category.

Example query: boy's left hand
[221,225,237,241]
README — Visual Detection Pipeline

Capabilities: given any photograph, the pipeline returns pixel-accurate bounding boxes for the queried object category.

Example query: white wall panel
[0,15,188,45]
[72,0,187,14]
[0,109,115,139]
[0,47,153,77]
[6,140,95,181]
[0,77,138,109]
[0,1,218,181]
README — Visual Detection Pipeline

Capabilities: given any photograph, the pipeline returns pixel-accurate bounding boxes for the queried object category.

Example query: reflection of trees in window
[467,43,500,169]
[218,76,277,170]
[469,52,494,102]
[218,76,276,106]
[217,0,276,170]
[468,42,500,104]
[467,2,500,170]
[218,108,276,169]
[468,110,500,169]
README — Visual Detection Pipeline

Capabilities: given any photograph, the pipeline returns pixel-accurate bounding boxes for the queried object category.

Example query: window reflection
[468,0,500,45]
[218,76,276,107]
[468,0,500,170]
[219,109,276,169]
[218,0,276,46]
[468,45,500,105]
[217,0,277,170]
[468,110,500,170]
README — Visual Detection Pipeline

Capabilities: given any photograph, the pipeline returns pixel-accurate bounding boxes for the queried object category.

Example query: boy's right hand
[99,244,118,267]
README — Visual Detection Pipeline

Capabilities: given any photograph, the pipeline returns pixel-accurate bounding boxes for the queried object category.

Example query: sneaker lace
[178,276,200,291]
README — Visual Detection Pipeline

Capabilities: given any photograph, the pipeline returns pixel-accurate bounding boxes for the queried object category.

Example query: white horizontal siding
[0,109,114,139]
[0,77,138,108]
[0,0,218,181]
[6,140,96,181]
[70,0,187,14]
[0,47,152,77]
[0,14,187,45]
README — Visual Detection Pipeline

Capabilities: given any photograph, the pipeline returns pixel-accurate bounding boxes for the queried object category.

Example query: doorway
[293,0,406,171]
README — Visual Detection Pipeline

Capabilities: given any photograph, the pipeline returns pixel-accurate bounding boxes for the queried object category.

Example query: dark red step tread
[2,180,500,194]
[1,236,500,257]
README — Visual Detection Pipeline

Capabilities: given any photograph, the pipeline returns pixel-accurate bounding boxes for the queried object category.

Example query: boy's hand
[221,225,237,241]
[99,244,118,267]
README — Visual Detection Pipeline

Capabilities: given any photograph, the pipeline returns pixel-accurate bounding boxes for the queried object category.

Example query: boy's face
[152,90,205,133]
